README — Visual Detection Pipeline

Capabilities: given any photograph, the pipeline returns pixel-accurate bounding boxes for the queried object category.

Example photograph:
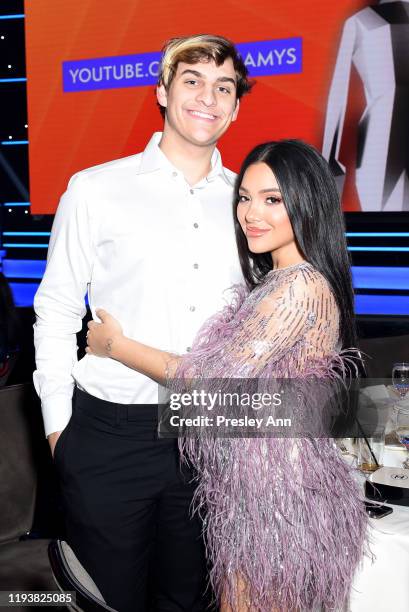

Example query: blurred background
[0,0,408,385]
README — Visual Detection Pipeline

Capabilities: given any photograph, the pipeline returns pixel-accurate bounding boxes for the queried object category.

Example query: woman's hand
[86,309,178,382]
[86,309,123,358]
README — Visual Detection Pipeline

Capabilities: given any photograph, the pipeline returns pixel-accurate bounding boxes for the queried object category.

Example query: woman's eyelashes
[238,194,282,205]
[265,196,282,205]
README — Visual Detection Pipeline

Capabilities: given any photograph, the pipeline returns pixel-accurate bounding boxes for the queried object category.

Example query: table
[350,499,409,612]
[348,386,409,611]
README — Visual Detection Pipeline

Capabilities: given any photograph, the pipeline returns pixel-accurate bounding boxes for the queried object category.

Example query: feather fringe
[170,281,370,611]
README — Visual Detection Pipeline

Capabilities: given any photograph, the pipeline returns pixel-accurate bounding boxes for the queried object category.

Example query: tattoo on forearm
[106,338,113,353]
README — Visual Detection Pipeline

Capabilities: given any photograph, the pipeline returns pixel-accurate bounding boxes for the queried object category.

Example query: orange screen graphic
[25,0,367,214]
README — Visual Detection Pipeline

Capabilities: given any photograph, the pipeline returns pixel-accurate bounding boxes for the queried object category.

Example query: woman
[86,140,368,611]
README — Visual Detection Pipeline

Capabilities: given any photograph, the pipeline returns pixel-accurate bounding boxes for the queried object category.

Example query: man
[34,34,252,611]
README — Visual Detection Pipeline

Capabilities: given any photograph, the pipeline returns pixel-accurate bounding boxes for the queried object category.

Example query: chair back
[48,540,118,611]
[0,384,40,544]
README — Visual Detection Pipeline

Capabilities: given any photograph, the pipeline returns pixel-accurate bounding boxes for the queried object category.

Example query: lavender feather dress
[174,262,368,611]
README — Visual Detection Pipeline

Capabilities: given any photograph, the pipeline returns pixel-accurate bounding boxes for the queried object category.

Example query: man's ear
[232,98,240,122]
[156,84,168,109]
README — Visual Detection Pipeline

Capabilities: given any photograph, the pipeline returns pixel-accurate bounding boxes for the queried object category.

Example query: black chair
[48,540,117,611]
[0,384,114,611]
[0,383,62,610]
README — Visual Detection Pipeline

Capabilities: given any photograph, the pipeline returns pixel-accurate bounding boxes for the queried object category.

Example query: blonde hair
[157,34,252,116]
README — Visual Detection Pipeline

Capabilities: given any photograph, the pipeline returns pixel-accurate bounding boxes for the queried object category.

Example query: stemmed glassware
[395,406,409,469]
[392,362,409,399]
[392,363,409,469]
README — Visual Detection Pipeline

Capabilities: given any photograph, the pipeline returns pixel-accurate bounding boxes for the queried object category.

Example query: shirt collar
[137,131,234,187]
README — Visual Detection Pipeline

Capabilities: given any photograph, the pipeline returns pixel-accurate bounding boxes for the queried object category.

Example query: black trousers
[54,388,209,612]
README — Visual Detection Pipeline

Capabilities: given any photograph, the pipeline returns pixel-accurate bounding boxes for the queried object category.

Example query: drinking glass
[356,432,384,475]
[392,362,409,399]
[395,404,409,469]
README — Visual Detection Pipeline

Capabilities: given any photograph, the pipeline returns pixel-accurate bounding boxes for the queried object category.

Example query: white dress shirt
[33,132,243,437]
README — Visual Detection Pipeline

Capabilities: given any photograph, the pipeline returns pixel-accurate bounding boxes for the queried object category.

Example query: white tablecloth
[350,498,409,611]
[349,386,409,611]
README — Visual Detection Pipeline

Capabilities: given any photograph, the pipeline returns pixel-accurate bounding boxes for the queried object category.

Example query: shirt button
[190,189,194,194]
[193,263,199,269]
[193,223,199,229]
[189,305,196,312]
[186,347,191,352]
[172,171,178,177]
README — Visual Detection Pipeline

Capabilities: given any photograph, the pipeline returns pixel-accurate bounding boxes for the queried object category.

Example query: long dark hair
[233,139,356,349]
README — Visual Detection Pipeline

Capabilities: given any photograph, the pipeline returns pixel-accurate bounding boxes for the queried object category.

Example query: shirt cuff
[41,394,73,438]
